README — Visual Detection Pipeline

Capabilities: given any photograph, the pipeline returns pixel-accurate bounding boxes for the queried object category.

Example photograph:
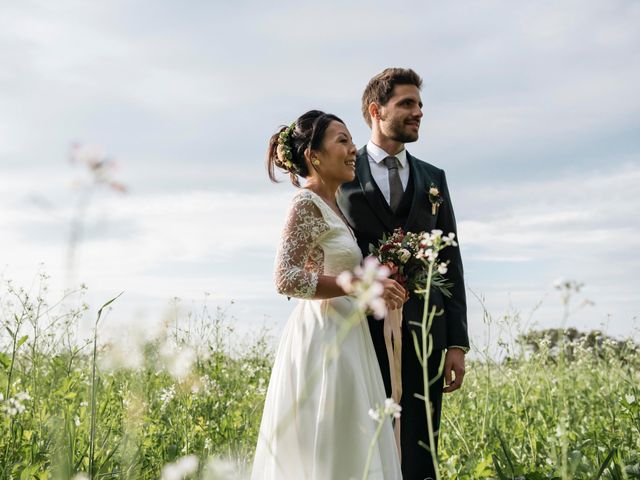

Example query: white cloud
[3,162,638,345]
[456,163,640,345]
[1,0,638,347]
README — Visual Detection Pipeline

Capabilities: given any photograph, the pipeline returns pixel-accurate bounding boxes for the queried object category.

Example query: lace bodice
[274,189,363,299]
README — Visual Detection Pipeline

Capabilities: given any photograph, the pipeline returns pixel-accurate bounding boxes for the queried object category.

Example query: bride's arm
[274,194,342,299]
[274,194,405,306]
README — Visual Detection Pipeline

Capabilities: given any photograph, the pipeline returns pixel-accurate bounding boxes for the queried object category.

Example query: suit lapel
[355,146,395,231]
[404,152,432,232]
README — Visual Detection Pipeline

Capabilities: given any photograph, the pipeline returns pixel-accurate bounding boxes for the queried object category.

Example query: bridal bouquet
[369,227,455,299]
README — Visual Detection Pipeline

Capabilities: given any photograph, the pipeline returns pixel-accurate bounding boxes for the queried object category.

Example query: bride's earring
[312,158,320,166]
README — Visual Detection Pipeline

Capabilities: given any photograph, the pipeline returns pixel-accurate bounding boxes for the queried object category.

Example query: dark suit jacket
[337,146,469,351]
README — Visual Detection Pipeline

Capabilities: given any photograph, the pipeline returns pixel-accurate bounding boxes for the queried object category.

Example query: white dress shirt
[366,141,410,206]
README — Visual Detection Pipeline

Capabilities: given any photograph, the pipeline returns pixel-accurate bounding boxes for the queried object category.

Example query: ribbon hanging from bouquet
[383,307,403,459]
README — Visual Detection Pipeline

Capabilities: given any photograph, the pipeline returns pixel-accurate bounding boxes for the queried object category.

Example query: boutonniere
[428,183,444,215]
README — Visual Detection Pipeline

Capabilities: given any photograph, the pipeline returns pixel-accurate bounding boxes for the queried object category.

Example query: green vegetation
[1,277,638,479]
[439,327,640,479]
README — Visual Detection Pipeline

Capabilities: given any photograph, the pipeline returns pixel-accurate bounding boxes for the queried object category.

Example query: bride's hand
[380,278,406,311]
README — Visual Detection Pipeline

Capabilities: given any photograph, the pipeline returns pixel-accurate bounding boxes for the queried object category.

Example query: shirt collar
[366,140,408,168]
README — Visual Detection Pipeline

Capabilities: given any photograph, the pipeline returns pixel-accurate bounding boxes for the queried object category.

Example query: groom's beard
[380,115,419,143]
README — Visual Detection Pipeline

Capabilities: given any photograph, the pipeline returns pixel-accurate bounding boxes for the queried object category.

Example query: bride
[251,110,405,479]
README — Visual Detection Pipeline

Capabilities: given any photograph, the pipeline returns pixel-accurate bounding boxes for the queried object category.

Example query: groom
[337,68,469,480]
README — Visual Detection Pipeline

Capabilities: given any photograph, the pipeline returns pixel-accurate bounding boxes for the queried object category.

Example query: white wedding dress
[251,189,402,480]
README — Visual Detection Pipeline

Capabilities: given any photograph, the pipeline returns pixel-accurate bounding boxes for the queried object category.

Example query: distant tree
[517,328,640,364]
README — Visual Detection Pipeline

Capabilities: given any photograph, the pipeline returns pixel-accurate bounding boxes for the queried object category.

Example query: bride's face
[311,121,357,184]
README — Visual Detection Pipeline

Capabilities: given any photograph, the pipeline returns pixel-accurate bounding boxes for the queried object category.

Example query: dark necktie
[383,156,403,212]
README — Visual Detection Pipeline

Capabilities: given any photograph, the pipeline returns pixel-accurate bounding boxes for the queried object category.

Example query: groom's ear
[368,102,380,122]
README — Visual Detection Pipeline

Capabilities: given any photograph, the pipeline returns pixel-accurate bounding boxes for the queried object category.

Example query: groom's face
[377,84,423,143]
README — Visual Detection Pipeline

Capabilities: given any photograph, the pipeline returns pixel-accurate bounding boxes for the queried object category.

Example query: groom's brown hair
[361,68,423,127]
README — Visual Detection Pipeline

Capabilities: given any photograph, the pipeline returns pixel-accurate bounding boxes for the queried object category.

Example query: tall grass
[0,277,271,478]
[0,275,638,479]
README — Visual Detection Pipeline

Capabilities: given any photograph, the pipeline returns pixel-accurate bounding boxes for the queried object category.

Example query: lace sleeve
[274,193,330,299]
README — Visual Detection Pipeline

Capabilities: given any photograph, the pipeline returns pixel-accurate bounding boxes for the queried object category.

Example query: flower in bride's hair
[337,257,390,319]
[275,122,298,174]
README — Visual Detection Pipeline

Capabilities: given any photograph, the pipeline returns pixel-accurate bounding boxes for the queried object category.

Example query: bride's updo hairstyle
[267,109,345,187]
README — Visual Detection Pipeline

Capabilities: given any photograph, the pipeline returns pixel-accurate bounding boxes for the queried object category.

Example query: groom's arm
[436,169,470,350]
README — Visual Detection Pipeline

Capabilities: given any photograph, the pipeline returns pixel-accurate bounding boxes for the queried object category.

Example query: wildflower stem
[88,292,123,479]
[361,419,386,480]
[559,299,569,479]
[419,262,441,480]
[1,314,23,476]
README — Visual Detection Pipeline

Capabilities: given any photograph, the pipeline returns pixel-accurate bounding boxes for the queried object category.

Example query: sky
[1,0,639,351]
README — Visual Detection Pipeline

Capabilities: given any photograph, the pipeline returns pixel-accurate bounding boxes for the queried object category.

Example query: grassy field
[1,278,638,479]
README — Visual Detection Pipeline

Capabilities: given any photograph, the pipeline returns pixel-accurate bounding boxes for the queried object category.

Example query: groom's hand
[443,348,466,393]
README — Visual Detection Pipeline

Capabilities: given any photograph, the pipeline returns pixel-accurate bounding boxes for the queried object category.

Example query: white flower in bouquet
[398,248,411,264]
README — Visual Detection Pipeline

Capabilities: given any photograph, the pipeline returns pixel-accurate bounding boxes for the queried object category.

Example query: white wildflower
[159,386,176,408]
[100,328,146,372]
[368,408,382,422]
[437,262,448,275]
[336,271,354,289]
[161,454,199,480]
[383,398,402,419]
[158,338,197,381]
[416,248,438,263]
[443,232,457,246]
[167,346,197,380]
[369,398,402,423]
[199,375,215,395]
[70,143,108,166]
[204,438,213,451]
[419,230,457,253]
[552,278,582,292]
[15,391,31,401]
[337,257,390,319]
[552,277,565,289]
[1,392,30,417]
[74,416,81,427]
[625,394,636,404]
[201,457,236,480]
